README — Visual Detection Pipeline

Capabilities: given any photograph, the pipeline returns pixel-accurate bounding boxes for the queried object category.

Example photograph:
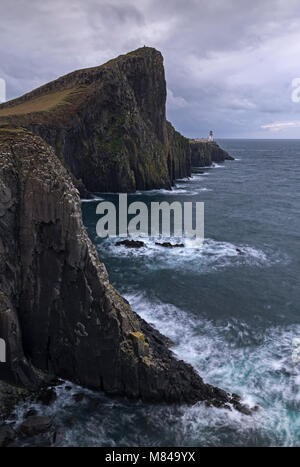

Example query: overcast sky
[1,0,300,138]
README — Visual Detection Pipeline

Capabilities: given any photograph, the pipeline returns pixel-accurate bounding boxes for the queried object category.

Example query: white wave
[99,237,269,273]
[124,292,300,446]
[81,196,104,203]
[134,187,199,196]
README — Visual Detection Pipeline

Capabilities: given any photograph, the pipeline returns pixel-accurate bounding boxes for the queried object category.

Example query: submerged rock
[37,388,57,406]
[155,242,184,248]
[52,427,65,446]
[20,416,53,437]
[0,424,16,447]
[25,408,38,419]
[116,239,145,248]
[72,392,85,403]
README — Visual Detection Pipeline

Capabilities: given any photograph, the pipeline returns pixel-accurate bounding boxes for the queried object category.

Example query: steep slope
[0,48,173,195]
[167,121,191,182]
[0,125,247,412]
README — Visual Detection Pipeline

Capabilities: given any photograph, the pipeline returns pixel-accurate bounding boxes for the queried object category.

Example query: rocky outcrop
[0,126,247,412]
[0,48,173,195]
[0,48,233,196]
[190,140,234,167]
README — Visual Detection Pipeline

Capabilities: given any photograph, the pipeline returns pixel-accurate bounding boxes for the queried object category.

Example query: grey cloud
[1,0,300,137]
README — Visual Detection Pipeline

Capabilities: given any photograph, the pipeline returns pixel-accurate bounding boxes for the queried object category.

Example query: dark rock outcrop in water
[116,239,145,249]
[0,127,248,414]
[190,140,234,167]
[155,242,185,248]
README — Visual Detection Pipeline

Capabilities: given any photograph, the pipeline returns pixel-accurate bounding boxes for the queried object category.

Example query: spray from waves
[10,290,300,447]
[124,291,300,446]
[98,237,269,273]
[81,196,104,203]
[134,187,200,196]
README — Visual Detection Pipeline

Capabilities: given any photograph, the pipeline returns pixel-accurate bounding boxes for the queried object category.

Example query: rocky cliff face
[167,122,191,182]
[0,48,233,196]
[190,140,234,167]
[0,126,246,412]
[0,48,175,195]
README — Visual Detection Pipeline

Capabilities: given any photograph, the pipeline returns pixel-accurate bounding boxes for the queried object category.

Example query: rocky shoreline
[0,47,243,446]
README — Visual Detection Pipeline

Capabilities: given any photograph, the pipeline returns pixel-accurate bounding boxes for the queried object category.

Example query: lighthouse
[208,130,214,142]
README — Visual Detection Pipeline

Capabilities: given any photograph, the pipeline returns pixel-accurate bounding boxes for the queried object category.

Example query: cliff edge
[0,125,246,413]
[0,48,193,195]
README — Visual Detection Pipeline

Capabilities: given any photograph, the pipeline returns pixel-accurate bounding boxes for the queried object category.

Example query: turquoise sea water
[13,140,300,446]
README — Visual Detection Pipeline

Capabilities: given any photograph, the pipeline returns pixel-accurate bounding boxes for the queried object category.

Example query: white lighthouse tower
[208,130,214,142]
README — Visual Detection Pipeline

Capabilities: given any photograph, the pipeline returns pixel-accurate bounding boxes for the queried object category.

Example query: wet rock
[37,388,57,406]
[87,397,101,410]
[0,424,16,447]
[65,385,72,391]
[72,392,85,403]
[0,381,31,420]
[116,239,145,248]
[25,408,38,418]
[155,242,184,248]
[53,427,65,446]
[20,416,53,437]
[233,402,252,416]
[236,248,245,255]
[231,393,242,403]
[48,378,64,387]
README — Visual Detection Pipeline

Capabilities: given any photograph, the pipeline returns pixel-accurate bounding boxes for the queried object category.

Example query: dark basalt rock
[0,128,251,413]
[72,392,85,403]
[0,424,16,447]
[19,416,53,437]
[167,121,191,183]
[37,387,57,406]
[53,427,65,446]
[25,408,38,418]
[155,242,184,248]
[116,239,145,248]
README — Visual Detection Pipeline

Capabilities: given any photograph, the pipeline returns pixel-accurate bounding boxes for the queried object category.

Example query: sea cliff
[0,48,240,426]
[190,139,234,167]
[0,126,242,411]
[0,48,230,195]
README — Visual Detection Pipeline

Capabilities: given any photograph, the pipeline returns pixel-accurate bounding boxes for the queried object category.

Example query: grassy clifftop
[0,47,176,194]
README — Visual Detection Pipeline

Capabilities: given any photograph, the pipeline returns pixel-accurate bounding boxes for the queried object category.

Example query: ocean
[12,139,300,446]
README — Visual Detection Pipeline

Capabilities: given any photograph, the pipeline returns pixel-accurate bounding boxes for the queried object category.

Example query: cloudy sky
[1,0,300,138]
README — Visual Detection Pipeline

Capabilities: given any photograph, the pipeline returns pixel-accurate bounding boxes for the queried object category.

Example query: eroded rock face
[167,121,191,182]
[190,140,234,167]
[0,127,246,410]
[0,48,174,195]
